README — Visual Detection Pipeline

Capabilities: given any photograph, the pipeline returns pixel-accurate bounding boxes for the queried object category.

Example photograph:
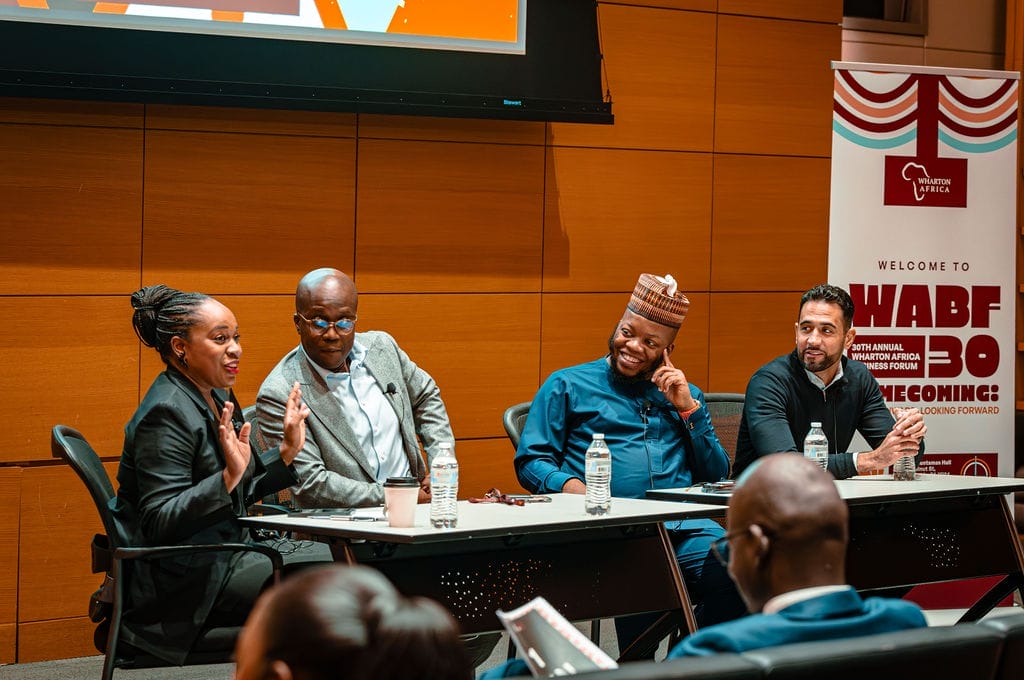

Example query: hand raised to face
[651,349,697,413]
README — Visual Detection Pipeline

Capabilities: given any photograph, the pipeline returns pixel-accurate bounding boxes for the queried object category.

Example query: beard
[799,348,840,374]
[607,331,663,386]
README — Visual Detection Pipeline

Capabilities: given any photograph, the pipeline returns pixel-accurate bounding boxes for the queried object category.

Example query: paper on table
[289,506,387,521]
[497,596,617,677]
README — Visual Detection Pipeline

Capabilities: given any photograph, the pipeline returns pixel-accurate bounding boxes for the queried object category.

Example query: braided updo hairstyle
[258,565,472,680]
[130,284,210,366]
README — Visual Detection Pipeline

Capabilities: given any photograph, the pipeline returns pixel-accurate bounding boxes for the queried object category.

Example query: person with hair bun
[110,285,331,666]
[235,564,473,680]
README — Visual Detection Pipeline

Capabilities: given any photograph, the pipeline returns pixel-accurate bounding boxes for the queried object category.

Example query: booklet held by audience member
[497,596,617,676]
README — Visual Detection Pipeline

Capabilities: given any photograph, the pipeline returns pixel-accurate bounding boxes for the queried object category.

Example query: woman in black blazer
[110,284,329,665]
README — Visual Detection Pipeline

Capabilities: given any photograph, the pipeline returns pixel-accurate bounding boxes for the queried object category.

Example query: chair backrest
[502,401,532,452]
[243,405,293,510]
[51,425,120,545]
[241,404,267,451]
[981,612,1024,680]
[576,652,761,680]
[703,393,744,469]
[743,623,1004,680]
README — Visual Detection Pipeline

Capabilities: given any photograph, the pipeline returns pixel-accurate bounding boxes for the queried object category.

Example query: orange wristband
[678,400,701,419]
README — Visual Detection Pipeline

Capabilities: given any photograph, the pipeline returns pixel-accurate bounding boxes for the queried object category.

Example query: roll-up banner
[829,62,1018,479]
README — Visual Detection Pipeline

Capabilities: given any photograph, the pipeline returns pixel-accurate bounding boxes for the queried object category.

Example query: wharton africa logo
[833,70,1017,208]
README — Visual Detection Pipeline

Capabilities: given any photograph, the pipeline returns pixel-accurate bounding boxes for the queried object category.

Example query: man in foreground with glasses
[667,453,925,657]
[256,268,453,509]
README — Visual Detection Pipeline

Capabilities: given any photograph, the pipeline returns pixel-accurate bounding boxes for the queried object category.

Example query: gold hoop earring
[177,352,188,369]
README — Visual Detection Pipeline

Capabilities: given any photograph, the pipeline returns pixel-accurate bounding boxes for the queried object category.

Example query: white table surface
[241,493,724,544]
[647,473,1024,507]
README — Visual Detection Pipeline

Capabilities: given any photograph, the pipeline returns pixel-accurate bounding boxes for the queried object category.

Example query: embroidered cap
[627,273,689,328]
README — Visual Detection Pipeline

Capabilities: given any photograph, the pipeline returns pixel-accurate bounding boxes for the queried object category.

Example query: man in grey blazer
[256,268,453,509]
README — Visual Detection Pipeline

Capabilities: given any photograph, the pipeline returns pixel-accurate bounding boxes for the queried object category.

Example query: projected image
[0,0,525,53]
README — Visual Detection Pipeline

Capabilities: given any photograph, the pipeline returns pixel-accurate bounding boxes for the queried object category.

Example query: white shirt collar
[762,584,853,614]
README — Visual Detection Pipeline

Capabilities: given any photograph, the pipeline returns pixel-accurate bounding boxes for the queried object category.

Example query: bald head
[294,268,359,372]
[725,454,848,612]
[732,454,848,540]
[296,268,356,313]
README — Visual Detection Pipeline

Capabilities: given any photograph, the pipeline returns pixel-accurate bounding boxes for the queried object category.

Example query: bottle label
[432,468,458,486]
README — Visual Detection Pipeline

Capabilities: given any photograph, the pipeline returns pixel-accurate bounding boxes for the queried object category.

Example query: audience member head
[235,564,472,680]
[795,284,856,382]
[131,284,242,394]
[719,453,848,613]
[607,273,689,384]
[294,268,359,373]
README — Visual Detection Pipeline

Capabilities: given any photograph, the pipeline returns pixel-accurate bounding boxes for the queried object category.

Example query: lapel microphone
[385,382,398,396]
[640,399,652,423]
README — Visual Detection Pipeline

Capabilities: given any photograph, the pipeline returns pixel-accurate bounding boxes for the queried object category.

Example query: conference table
[648,473,1024,622]
[241,494,723,659]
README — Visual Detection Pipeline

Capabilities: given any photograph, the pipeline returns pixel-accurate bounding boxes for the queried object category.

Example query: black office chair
[51,424,283,680]
[502,401,532,451]
[703,393,744,473]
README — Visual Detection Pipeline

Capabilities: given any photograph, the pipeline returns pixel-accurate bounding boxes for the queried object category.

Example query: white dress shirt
[303,341,409,481]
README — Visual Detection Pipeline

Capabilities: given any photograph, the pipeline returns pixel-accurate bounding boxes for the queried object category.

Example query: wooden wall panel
[549,5,716,151]
[0,123,142,295]
[711,154,830,290]
[606,0,715,11]
[19,464,115,622]
[355,139,544,293]
[142,130,357,294]
[0,297,138,464]
[455,438,527,500]
[146,104,356,137]
[358,114,544,145]
[708,292,802,392]
[718,0,842,23]
[17,618,96,663]
[357,293,541,440]
[0,623,14,664]
[540,292,712,391]
[0,469,20,630]
[715,15,840,156]
[543,147,713,292]
[0,97,142,127]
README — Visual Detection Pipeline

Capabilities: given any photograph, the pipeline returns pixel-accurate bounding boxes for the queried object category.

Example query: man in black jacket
[733,284,925,480]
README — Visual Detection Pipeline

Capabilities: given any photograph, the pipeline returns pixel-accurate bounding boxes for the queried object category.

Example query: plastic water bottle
[803,422,829,472]
[430,442,458,528]
[585,433,612,515]
[893,454,916,481]
[892,408,916,481]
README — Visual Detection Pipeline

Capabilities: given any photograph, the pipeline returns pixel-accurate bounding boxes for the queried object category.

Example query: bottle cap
[810,421,822,428]
[593,433,605,440]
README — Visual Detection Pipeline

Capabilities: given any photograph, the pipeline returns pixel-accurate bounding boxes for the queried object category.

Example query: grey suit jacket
[256,330,453,508]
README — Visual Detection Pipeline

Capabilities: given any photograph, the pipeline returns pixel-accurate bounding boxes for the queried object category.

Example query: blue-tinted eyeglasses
[296,313,357,335]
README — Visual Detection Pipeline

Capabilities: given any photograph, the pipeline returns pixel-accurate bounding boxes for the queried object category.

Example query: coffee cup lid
[384,476,419,487]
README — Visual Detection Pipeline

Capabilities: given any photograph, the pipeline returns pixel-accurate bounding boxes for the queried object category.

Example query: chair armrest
[114,542,285,583]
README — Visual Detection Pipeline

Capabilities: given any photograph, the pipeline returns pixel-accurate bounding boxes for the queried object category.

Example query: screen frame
[0,0,613,124]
